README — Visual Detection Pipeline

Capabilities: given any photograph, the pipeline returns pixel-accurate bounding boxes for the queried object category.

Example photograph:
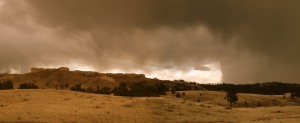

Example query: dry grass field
[1,89,300,123]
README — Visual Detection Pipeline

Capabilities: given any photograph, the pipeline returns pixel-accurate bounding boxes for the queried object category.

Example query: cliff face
[0,67,149,89]
[30,67,69,73]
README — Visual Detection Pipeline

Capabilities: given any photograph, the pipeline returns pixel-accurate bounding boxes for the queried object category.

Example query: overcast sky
[1,0,300,83]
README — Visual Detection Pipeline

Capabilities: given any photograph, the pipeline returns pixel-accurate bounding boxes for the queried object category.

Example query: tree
[155,83,168,95]
[113,82,128,96]
[291,93,295,99]
[296,92,300,97]
[194,86,199,90]
[171,88,176,94]
[65,83,69,88]
[225,89,238,107]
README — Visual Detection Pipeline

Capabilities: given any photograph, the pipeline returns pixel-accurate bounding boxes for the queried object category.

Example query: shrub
[176,93,181,98]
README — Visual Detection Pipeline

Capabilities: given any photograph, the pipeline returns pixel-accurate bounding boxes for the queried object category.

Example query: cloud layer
[1,0,300,83]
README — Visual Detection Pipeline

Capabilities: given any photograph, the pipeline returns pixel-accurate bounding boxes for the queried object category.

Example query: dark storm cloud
[1,0,300,83]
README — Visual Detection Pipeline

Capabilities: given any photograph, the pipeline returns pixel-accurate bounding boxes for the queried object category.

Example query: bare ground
[0,89,300,123]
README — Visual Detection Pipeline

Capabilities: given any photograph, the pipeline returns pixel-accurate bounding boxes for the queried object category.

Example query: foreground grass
[0,89,300,123]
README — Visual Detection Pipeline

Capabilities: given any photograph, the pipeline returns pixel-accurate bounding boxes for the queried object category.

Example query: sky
[0,0,300,83]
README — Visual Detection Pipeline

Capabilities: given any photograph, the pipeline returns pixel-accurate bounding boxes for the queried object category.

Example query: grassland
[0,89,300,123]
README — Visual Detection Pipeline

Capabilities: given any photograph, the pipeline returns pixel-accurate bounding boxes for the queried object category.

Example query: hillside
[0,67,149,90]
[0,89,300,122]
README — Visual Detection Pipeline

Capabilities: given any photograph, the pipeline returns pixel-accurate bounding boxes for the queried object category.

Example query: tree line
[0,81,14,90]
[70,81,169,97]
[18,82,39,89]
[0,81,41,90]
[200,82,300,96]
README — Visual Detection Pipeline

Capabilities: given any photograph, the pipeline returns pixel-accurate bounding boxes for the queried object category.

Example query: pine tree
[225,89,238,107]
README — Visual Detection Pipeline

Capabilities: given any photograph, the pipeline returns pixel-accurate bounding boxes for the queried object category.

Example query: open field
[1,89,300,123]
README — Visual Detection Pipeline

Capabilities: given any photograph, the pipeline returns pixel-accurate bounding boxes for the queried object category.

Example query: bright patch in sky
[69,64,96,71]
[146,63,222,84]
[40,62,222,84]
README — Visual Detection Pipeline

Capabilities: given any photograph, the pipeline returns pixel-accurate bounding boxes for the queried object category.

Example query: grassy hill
[0,89,300,123]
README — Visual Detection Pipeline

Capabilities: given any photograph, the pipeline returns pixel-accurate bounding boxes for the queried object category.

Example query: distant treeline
[162,79,204,91]
[70,81,169,97]
[200,82,300,95]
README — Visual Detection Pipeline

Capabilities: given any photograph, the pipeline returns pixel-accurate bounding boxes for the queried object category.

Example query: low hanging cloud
[1,0,300,83]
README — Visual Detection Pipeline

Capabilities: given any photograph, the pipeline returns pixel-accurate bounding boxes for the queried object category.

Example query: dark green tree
[225,89,238,107]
